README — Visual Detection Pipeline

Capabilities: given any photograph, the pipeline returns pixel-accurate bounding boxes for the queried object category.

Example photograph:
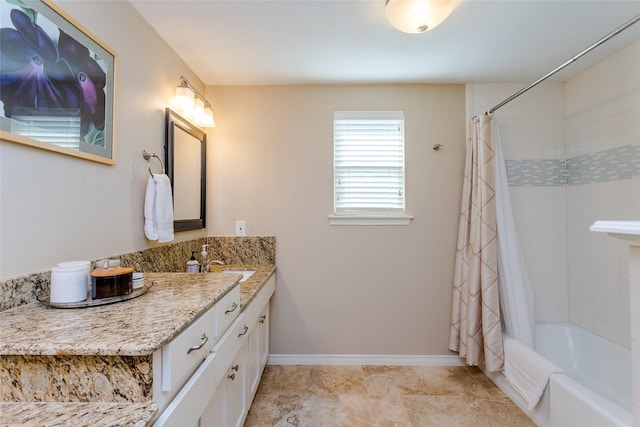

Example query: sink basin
[222,270,256,283]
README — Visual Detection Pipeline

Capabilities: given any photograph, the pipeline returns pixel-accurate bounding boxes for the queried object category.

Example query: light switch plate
[235,221,246,236]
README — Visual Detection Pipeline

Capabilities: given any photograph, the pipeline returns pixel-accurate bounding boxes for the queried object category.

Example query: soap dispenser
[200,244,209,273]
[186,251,199,273]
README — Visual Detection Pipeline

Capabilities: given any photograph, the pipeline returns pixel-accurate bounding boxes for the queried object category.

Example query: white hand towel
[154,173,174,242]
[144,174,174,242]
[144,176,158,241]
[503,337,564,410]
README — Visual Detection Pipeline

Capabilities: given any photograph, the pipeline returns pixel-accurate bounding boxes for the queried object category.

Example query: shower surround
[466,41,640,349]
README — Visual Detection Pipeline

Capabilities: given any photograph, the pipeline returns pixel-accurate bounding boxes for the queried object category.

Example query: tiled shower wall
[466,40,640,348]
[466,82,569,324]
[564,42,640,347]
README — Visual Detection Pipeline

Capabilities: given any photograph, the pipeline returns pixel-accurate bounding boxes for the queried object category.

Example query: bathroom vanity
[0,265,276,426]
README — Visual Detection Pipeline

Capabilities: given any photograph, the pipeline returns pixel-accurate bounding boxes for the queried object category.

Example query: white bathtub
[487,322,632,427]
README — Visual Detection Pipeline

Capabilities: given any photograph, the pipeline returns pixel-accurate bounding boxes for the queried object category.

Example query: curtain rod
[484,13,640,116]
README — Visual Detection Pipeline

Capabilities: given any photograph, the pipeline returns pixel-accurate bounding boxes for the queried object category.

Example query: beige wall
[0,1,205,279]
[0,3,467,356]
[206,85,466,355]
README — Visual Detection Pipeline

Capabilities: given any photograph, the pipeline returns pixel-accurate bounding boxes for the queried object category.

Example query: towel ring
[142,150,165,177]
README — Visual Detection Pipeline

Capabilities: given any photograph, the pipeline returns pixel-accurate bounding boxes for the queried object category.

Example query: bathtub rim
[550,373,632,427]
[487,322,632,427]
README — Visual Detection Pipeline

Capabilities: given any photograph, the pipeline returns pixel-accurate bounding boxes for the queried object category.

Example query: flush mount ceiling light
[171,76,216,128]
[385,0,457,34]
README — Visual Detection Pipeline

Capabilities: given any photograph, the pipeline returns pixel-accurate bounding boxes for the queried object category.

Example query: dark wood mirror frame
[165,108,206,232]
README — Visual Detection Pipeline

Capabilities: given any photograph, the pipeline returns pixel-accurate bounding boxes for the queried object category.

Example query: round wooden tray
[38,282,153,309]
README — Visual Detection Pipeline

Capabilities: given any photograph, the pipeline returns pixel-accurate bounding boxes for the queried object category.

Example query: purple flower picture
[0,0,115,164]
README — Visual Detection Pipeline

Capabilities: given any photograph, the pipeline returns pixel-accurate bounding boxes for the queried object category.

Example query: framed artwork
[0,0,117,165]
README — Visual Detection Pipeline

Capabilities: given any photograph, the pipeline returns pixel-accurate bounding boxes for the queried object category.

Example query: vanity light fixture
[385,0,457,34]
[171,76,216,128]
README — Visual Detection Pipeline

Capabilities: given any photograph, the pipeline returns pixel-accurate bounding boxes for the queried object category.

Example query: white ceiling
[130,0,640,86]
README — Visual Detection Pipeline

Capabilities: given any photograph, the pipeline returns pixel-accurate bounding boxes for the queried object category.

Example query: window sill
[328,215,414,226]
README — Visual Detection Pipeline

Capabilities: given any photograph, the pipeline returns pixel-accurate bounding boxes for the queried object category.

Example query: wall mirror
[165,108,206,232]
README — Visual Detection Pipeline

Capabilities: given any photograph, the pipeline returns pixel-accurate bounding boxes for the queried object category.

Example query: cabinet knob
[228,373,235,381]
[186,333,209,355]
[238,325,249,338]
[232,364,239,372]
[259,315,267,324]
[225,302,238,315]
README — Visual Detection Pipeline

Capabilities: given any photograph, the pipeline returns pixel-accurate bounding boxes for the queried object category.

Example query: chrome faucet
[201,258,224,273]
[199,245,224,273]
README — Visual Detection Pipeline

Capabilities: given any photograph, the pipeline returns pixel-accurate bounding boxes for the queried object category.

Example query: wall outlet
[235,221,246,236]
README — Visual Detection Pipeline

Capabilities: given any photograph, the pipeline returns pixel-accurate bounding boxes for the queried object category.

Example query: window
[332,111,411,225]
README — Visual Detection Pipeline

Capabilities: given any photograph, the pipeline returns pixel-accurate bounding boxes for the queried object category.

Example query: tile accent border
[567,144,640,185]
[506,144,640,187]
[506,159,566,187]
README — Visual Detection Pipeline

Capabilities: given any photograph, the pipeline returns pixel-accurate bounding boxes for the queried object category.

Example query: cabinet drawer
[162,307,216,392]
[154,351,218,427]
[216,286,241,337]
[212,315,250,387]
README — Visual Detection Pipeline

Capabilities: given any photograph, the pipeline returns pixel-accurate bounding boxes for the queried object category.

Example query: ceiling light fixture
[385,0,457,34]
[171,76,216,128]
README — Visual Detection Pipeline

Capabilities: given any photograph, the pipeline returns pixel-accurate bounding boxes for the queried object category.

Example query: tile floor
[244,365,535,426]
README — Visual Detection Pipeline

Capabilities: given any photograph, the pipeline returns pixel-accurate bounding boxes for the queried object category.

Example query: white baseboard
[267,354,465,366]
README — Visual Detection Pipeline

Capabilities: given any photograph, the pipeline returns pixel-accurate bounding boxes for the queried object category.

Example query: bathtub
[486,322,632,427]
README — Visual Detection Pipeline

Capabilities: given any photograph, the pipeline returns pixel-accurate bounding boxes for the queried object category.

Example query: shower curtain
[449,114,504,372]
[449,114,535,372]
[493,121,535,348]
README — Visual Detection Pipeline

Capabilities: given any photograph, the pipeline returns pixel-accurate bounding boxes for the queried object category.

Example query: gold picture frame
[0,0,117,165]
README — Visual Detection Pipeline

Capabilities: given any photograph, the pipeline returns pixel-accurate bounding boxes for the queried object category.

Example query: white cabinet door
[247,304,269,400]
[226,340,248,427]
[200,338,249,427]
[153,351,217,427]
[257,304,270,371]
[199,378,225,427]
[246,325,259,400]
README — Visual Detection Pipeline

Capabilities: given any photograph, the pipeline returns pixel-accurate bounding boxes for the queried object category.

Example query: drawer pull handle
[259,315,267,324]
[228,373,235,381]
[225,303,238,315]
[232,364,239,372]
[186,333,209,354]
[238,325,249,338]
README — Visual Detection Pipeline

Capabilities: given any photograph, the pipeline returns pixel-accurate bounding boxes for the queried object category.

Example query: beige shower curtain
[449,114,504,372]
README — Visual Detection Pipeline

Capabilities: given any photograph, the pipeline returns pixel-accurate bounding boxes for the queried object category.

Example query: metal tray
[38,282,153,309]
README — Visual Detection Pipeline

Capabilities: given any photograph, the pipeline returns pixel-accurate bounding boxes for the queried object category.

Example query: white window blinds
[333,111,405,215]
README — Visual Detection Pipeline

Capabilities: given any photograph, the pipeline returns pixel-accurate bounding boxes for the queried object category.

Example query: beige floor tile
[309,365,367,395]
[411,366,491,398]
[244,393,279,427]
[362,365,426,395]
[244,365,533,427]
[463,366,512,401]
[468,398,536,426]
[401,395,480,427]
[258,365,311,395]
[272,394,338,427]
[337,394,412,427]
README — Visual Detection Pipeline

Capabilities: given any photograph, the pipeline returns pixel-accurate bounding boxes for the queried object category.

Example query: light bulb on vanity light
[171,76,217,128]
[201,107,216,128]
[193,97,205,123]
[172,81,194,111]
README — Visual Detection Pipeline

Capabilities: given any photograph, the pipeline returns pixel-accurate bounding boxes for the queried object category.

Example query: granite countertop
[0,265,275,357]
[0,402,159,427]
[0,265,276,426]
